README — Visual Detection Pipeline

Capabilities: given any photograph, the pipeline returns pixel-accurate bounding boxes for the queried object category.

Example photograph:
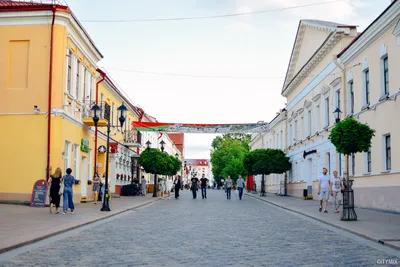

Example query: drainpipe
[94,69,106,176]
[46,6,57,181]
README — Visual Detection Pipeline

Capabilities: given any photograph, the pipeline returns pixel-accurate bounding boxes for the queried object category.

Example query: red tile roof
[0,0,68,12]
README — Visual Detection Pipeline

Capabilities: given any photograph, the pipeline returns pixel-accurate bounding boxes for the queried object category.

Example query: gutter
[46,6,57,180]
[94,68,106,176]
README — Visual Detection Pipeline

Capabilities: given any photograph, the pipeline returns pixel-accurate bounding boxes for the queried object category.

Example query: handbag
[59,180,64,196]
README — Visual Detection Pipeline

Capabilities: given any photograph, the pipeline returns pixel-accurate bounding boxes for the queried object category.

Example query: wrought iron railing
[124,130,142,145]
[81,100,111,122]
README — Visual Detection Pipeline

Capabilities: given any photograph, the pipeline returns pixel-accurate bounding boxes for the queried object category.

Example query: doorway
[81,156,88,197]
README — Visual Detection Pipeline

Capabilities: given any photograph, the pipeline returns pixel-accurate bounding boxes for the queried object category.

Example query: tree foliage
[328,117,375,155]
[139,148,181,176]
[243,149,290,175]
[210,136,249,184]
[211,133,251,150]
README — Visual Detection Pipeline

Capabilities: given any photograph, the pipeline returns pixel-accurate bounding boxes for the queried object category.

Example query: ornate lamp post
[334,107,342,123]
[160,140,165,152]
[91,103,127,212]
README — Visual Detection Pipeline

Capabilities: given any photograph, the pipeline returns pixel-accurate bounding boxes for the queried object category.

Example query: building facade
[250,1,400,212]
[0,1,181,203]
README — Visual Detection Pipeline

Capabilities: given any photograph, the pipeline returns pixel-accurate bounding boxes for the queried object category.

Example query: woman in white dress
[166,176,173,200]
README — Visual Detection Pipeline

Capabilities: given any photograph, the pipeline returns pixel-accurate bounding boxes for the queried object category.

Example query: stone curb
[244,192,400,251]
[0,198,160,254]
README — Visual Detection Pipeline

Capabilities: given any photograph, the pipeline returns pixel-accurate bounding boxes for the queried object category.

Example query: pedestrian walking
[225,176,233,199]
[48,167,63,213]
[141,176,147,196]
[166,176,173,199]
[190,175,199,199]
[62,168,76,214]
[237,175,245,200]
[200,174,208,199]
[159,177,166,199]
[330,171,343,213]
[92,172,101,204]
[317,167,331,213]
[174,175,181,199]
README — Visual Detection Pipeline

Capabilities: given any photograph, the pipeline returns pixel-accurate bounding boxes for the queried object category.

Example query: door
[81,156,88,197]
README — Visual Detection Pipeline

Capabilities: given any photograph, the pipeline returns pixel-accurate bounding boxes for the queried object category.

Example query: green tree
[328,117,375,183]
[243,148,290,196]
[210,137,249,184]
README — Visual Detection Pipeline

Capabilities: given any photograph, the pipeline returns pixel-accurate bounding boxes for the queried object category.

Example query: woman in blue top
[63,168,76,214]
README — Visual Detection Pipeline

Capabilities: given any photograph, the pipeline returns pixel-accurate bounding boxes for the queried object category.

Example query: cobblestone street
[1,190,399,267]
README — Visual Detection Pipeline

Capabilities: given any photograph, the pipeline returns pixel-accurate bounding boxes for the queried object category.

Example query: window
[385,135,391,171]
[289,124,292,146]
[73,144,79,177]
[307,110,311,137]
[335,90,340,109]
[324,98,330,127]
[366,148,371,173]
[315,105,319,132]
[111,102,115,125]
[326,152,331,174]
[82,69,87,102]
[89,75,93,104]
[299,117,303,140]
[280,130,283,149]
[64,141,70,172]
[67,50,72,94]
[293,120,297,142]
[383,57,389,95]
[364,69,370,105]
[351,154,355,175]
[349,81,354,114]
[75,60,80,99]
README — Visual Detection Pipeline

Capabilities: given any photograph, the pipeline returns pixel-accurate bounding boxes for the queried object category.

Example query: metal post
[260,174,266,197]
[101,122,111,212]
[152,151,157,197]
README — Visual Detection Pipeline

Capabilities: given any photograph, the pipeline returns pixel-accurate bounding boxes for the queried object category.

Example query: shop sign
[30,179,48,207]
[98,145,107,154]
[81,138,90,153]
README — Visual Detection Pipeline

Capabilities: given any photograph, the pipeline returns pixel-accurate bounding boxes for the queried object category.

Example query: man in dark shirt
[190,175,199,199]
[200,174,209,199]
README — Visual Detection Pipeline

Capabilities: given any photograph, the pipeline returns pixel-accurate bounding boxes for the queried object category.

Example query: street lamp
[91,102,127,212]
[160,140,165,152]
[334,107,342,123]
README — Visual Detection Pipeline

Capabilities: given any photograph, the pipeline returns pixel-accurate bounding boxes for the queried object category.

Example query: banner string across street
[132,121,270,134]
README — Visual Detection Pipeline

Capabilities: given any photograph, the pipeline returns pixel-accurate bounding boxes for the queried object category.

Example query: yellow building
[0,1,143,203]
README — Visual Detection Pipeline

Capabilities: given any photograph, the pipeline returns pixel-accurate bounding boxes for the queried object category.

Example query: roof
[281,19,357,94]
[0,0,103,58]
[337,0,398,58]
[185,159,209,166]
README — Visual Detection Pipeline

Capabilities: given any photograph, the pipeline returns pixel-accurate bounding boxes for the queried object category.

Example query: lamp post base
[101,198,111,212]
[341,179,357,221]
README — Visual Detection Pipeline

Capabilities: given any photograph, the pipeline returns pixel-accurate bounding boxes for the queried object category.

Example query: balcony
[82,101,110,127]
[123,130,142,148]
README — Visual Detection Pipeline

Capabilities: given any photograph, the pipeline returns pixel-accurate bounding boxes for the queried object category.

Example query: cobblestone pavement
[1,190,398,267]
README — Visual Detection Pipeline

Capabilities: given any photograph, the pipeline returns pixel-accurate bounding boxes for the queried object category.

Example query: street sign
[30,179,48,207]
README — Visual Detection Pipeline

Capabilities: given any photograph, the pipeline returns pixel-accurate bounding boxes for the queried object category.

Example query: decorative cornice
[291,112,298,119]
[303,100,312,109]
[330,77,341,88]
[321,85,331,95]
[297,107,304,115]
[311,94,320,104]
[339,1,400,63]
[283,33,343,97]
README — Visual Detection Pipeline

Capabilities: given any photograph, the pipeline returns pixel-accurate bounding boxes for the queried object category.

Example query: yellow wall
[0,115,47,195]
[0,25,66,113]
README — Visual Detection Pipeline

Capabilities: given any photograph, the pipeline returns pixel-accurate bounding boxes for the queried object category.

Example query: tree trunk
[345,154,349,184]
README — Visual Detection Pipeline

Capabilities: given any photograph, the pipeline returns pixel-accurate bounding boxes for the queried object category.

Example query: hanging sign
[30,179,48,207]
[98,145,107,154]
[80,138,90,152]
[132,122,269,133]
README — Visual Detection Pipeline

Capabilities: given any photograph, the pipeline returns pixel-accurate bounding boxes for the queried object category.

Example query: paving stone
[0,190,396,267]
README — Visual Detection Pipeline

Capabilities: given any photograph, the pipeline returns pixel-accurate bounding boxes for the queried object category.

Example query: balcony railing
[123,130,142,147]
[81,100,110,127]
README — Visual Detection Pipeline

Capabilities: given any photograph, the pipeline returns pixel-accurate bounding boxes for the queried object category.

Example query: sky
[66,0,391,159]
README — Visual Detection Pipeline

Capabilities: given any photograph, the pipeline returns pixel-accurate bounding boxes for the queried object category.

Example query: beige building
[250,0,400,212]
